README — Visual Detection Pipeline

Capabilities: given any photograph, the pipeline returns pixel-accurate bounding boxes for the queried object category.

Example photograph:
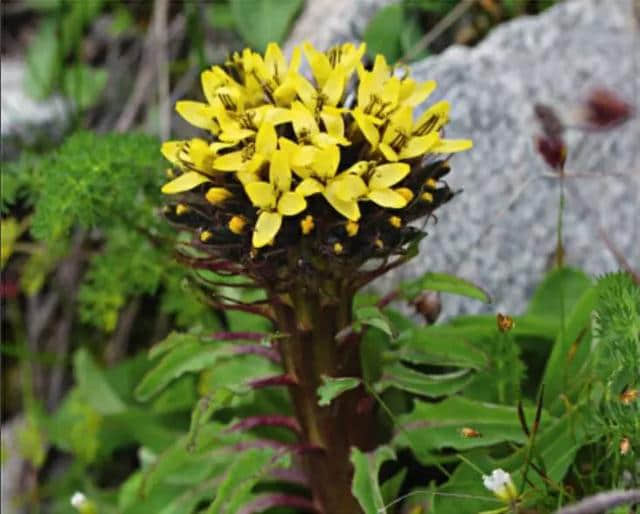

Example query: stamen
[333,242,344,254]
[346,221,359,237]
[242,143,256,162]
[388,216,402,228]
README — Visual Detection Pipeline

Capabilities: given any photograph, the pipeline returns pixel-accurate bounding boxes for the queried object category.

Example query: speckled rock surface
[378,0,640,316]
[284,0,394,54]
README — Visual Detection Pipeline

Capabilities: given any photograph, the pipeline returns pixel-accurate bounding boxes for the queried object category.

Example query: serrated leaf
[351,445,396,514]
[207,447,278,514]
[317,375,361,406]
[364,3,405,64]
[229,0,303,52]
[135,341,233,402]
[400,272,490,303]
[377,364,473,398]
[393,397,547,460]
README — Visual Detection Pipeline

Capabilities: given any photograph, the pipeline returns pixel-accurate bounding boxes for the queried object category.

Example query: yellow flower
[253,43,302,106]
[348,160,412,208]
[289,101,349,147]
[294,69,349,144]
[214,103,291,143]
[378,104,472,162]
[213,122,278,184]
[161,139,234,194]
[293,145,367,221]
[175,101,220,134]
[244,150,308,247]
[303,41,365,88]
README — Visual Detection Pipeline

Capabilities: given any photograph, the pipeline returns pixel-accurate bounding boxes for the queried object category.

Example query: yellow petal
[256,122,277,156]
[432,138,473,153]
[379,143,399,162]
[213,151,245,171]
[356,67,374,109]
[161,172,210,194]
[253,211,282,248]
[269,150,291,192]
[245,181,276,209]
[380,76,401,106]
[369,163,410,189]
[323,190,361,221]
[161,141,184,165]
[329,174,367,201]
[277,192,307,215]
[201,69,223,105]
[321,107,345,141]
[291,102,318,140]
[401,78,436,107]
[322,70,345,106]
[303,42,332,86]
[264,42,286,77]
[188,138,215,171]
[344,161,369,176]
[414,100,450,136]
[294,74,317,108]
[399,132,439,160]
[176,101,217,132]
[261,106,293,126]
[315,145,341,180]
[386,106,413,139]
[219,126,255,143]
[353,108,380,148]
[296,178,324,196]
[367,188,408,208]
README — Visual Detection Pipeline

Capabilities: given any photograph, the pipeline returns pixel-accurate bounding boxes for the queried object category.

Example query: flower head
[160,41,471,286]
[482,469,518,503]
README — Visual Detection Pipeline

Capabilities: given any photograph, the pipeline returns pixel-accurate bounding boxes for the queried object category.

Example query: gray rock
[1,417,25,514]
[379,0,640,316]
[1,60,69,158]
[284,0,395,54]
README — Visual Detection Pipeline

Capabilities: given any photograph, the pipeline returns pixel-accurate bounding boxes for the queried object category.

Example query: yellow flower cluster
[161,42,471,249]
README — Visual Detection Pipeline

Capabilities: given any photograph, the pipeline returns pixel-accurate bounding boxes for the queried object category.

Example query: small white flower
[482,468,518,502]
[70,492,87,509]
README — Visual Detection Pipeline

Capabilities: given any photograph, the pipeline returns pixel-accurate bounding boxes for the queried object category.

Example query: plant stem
[270,281,375,514]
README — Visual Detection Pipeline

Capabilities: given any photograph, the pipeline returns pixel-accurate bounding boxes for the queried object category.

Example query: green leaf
[207,3,236,28]
[25,20,61,99]
[542,284,598,409]
[400,272,490,303]
[527,267,592,321]
[351,445,396,514]
[394,327,489,370]
[364,3,405,64]
[394,397,547,460]
[207,447,280,513]
[135,340,233,402]
[399,15,429,61]
[380,468,407,511]
[377,364,474,398]
[317,375,361,406]
[414,0,451,13]
[229,0,303,52]
[355,305,394,336]
[74,348,126,415]
[62,65,108,110]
